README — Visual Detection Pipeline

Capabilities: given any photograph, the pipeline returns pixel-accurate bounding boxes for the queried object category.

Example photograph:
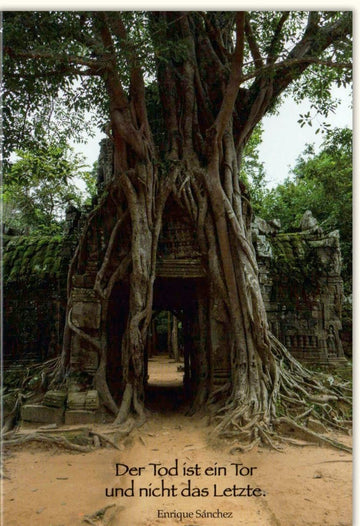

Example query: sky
[258,86,353,188]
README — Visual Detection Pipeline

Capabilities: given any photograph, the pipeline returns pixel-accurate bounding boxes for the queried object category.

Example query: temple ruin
[3,140,347,426]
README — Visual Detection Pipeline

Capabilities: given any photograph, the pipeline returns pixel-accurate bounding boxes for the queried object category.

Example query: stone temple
[3,139,347,425]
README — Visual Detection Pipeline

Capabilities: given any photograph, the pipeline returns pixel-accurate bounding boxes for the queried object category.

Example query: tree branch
[242,56,351,85]
[244,15,263,68]
[92,13,147,159]
[4,46,105,74]
[266,12,290,64]
[213,12,246,142]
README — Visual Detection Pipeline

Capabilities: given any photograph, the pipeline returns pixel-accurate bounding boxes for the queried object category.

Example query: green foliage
[2,11,352,246]
[2,12,106,162]
[3,11,352,160]
[2,11,159,161]
[81,161,99,205]
[243,12,352,111]
[2,141,92,234]
[153,311,170,336]
[240,124,268,211]
[257,127,352,291]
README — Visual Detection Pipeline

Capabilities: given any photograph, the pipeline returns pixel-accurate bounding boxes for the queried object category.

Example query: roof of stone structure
[3,226,340,287]
[270,231,340,274]
[3,234,71,285]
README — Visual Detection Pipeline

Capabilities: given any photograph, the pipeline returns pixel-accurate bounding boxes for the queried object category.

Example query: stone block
[81,350,99,373]
[67,392,87,410]
[72,274,86,287]
[85,390,100,410]
[43,390,67,408]
[71,301,101,329]
[65,410,96,425]
[21,404,64,424]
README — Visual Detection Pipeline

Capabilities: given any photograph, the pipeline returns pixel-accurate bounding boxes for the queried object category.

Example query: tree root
[2,426,127,453]
[210,334,352,454]
[274,417,352,454]
[2,432,93,452]
[2,358,63,434]
[89,430,121,450]
[113,383,146,427]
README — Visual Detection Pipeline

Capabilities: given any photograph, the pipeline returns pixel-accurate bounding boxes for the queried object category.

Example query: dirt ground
[2,356,352,526]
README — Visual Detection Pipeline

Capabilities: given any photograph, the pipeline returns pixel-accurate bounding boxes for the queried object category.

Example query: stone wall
[253,215,345,363]
[3,210,346,368]
[3,231,76,365]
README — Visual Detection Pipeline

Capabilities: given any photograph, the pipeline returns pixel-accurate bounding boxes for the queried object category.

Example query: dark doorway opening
[145,277,207,413]
[106,277,207,412]
[145,309,185,413]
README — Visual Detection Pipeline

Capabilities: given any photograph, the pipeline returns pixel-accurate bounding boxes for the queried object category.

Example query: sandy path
[2,356,352,526]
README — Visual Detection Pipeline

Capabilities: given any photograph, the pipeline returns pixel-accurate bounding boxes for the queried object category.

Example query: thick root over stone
[210,335,352,453]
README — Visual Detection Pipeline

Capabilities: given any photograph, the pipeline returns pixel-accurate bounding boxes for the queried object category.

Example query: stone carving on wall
[97,138,114,190]
[254,214,345,363]
[3,210,347,368]
[158,218,200,259]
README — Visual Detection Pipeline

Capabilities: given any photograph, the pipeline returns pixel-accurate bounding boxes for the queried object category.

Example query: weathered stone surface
[64,205,81,236]
[67,392,87,410]
[3,209,348,374]
[65,410,96,425]
[69,335,99,374]
[85,390,100,410]
[71,301,101,329]
[156,258,205,278]
[253,233,273,258]
[300,210,322,233]
[97,137,114,190]
[71,287,98,300]
[268,218,281,231]
[21,404,64,424]
[43,390,67,408]
[252,212,346,364]
[253,216,279,235]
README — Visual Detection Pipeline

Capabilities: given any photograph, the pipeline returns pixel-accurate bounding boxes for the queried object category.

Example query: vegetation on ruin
[3,11,352,452]
[3,234,73,285]
[255,126,352,293]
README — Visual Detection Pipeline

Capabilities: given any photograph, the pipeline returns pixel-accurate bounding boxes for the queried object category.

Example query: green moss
[4,234,70,286]
[268,233,323,300]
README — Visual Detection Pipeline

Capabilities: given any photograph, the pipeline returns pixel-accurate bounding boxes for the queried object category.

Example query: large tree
[3,11,352,449]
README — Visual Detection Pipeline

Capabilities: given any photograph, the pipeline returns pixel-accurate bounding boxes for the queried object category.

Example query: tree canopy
[3,11,352,164]
[2,141,94,234]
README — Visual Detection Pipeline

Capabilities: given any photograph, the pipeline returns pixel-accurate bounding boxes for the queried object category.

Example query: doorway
[106,276,208,412]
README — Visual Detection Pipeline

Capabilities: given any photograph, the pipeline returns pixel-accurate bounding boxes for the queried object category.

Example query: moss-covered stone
[3,234,73,286]
[268,233,323,294]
